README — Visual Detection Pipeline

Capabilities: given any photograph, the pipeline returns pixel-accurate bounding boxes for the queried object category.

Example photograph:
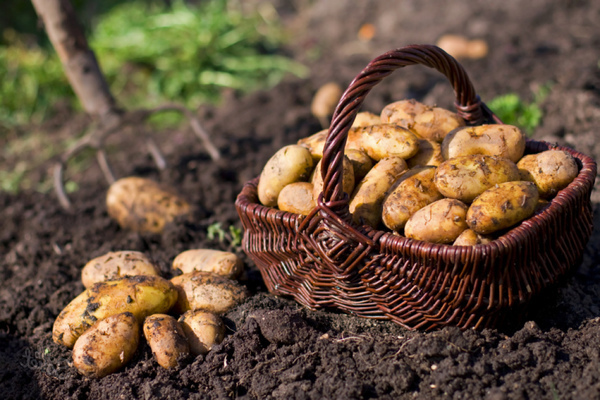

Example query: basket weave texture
[235,45,597,330]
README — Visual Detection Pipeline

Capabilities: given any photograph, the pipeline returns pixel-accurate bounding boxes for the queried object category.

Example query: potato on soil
[278,182,316,215]
[453,229,492,246]
[345,149,374,181]
[407,139,444,168]
[170,271,249,314]
[517,150,579,199]
[467,181,539,234]
[357,124,420,161]
[442,124,526,163]
[53,275,178,348]
[311,156,355,201]
[143,314,189,369]
[258,145,314,207]
[72,312,139,378]
[382,166,443,232]
[351,111,381,128]
[404,198,469,244]
[82,251,160,288]
[380,99,465,142]
[173,249,243,279]
[179,310,225,356]
[436,34,489,60]
[311,82,342,125]
[106,176,190,234]
[434,155,520,202]
[349,157,408,227]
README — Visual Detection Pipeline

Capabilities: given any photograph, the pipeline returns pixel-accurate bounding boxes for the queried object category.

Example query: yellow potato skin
[258,145,314,207]
[143,314,189,369]
[345,149,374,182]
[351,111,381,128]
[106,177,191,234]
[297,129,327,161]
[517,150,579,199]
[380,99,465,142]
[441,124,526,163]
[82,251,160,289]
[53,275,178,348]
[407,139,445,168]
[349,157,408,227]
[179,310,225,356]
[453,229,492,246]
[170,271,249,314]
[404,198,469,244]
[311,156,355,202]
[466,181,539,234]
[382,167,443,232]
[72,312,140,378]
[357,124,420,161]
[434,155,520,203]
[172,249,243,279]
[278,182,316,216]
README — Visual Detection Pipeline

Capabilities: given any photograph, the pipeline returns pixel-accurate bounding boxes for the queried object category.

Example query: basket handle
[320,44,494,212]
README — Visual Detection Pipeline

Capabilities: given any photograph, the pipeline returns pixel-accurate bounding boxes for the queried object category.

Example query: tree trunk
[30,0,118,120]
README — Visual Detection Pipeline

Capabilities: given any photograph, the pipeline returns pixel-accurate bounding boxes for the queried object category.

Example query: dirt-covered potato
[297,129,327,161]
[311,82,342,126]
[53,275,178,348]
[382,167,443,231]
[82,251,160,289]
[311,156,355,201]
[106,177,190,234]
[173,249,243,279]
[441,124,526,163]
[434,155,520,202]
[345,149,374,181]
[179,310,225,356]
[72,312,139,378]
[143,314,189,369]
[357,124,419,161]
[277,182,316,215]
[258,145,314,207]
[380,99,465,142]
[170,271,249,314]
[351,111,381,128]
[349,157,408,227]
[404,198,469,244]
[517,150,579,199]
[407,139,445,168]
[453,229,492,246]
[467,181,539,234]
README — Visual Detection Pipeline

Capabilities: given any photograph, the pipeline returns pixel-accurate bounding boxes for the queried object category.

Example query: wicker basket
[235,44,597,330]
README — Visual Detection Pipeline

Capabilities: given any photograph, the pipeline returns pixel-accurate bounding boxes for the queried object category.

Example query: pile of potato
[258,98,579,245]
[53,249,248,378]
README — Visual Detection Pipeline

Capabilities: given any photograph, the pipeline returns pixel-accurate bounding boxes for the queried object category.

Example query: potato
[297,129,327,161]
[53,275,178,348]
[407,139,444,168]
[436,34,489,60]
[357,124,420,161]
[441,124,526,163]
[517,150,579,199]
[311,156,355,201]
[277,182,316,215]
[382,167,443,231]
[258,145,314,207]
[143,314,189,369]
[106,177,190,234]
[345,149,374,181]
[311,82,342,126]
[466,181,539,234]
[72,312,139,378]
[453,229,492,246]
[351,111,381,128]
[349,157,408,227]
[82,251,160,289]
[405,198,469,243]
[380,99,465,142]
[173,249,243,279]
[179,310,225,356]
[434,155,520,202]
[170,271,249,314]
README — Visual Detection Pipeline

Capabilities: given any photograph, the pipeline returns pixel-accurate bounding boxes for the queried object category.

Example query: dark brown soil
[2,0,600,399]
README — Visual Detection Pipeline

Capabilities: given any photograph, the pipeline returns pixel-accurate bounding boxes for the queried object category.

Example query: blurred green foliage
[487,84,551,135]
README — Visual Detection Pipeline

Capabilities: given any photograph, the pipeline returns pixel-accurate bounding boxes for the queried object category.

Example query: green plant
[207,222,243,248]
[487,84,551,135]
